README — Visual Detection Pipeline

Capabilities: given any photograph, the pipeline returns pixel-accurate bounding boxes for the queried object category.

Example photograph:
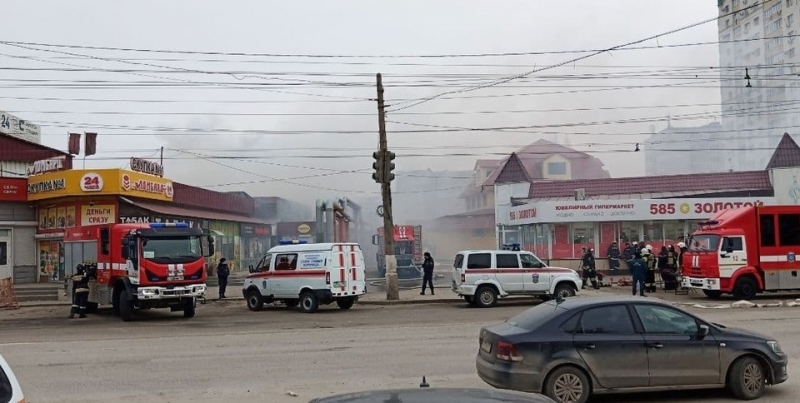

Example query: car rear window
[506,301,565,330]
[0,365,12,403]
[453,254,464,269]
[467,253,491,269]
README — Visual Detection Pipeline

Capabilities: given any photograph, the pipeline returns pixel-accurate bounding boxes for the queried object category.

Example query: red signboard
[0,178,27,201]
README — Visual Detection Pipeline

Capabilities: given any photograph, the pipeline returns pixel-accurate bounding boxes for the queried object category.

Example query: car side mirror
[371,234,379,245]
[206,235,215,257]
[698,324,710,338]
[248,264,254,273]
[120,238,129,260]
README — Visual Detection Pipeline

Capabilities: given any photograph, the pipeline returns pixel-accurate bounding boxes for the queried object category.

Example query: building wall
[0,203,37,283]
[718,0,798,171]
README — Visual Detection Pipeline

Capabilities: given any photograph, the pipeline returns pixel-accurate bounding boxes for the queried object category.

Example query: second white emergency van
[242,241,367,313]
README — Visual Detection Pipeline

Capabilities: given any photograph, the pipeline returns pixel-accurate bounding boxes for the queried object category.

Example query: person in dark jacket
[622,243,634,261]
[628,252,648,297]
[69,264,90,319]
[420,252,435,295]
[606,242,620,272]
[216,257,230,299]
[581,249,599,290]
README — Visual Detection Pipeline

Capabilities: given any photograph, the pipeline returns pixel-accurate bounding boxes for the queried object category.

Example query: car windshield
[506,301,566,330]
[688,234,720,251]
[142,236,202,263]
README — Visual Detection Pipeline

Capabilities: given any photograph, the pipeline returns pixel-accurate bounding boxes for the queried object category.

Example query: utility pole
[160,146,164,167]
[375,73,399,300]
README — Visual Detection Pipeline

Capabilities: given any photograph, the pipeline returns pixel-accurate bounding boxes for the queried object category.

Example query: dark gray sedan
[476,296,788,403]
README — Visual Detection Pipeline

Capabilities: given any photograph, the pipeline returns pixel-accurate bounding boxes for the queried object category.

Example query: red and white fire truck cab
[86,222,214,321]
[682,205,800,300]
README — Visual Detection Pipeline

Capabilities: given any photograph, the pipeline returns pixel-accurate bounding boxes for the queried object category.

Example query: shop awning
[120,197,271,225]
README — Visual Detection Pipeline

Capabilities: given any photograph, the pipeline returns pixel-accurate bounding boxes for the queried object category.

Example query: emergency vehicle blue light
[278,239,308,245]
[149,222,189,229]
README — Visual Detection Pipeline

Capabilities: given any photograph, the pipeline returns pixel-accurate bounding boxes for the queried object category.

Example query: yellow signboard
[27,169,174,202]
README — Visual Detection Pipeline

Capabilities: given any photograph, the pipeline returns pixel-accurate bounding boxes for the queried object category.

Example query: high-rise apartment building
[718,0,798,169]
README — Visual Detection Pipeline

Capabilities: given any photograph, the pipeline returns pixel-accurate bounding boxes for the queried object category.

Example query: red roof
[484,139,610,186]
[122,197,270,225]
[0,134,73,164]
[172,182,254,216]
[528,170,772,199]
[766,133,800,169]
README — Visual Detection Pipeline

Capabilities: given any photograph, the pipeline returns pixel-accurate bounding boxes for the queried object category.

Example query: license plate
[481,338,492,353]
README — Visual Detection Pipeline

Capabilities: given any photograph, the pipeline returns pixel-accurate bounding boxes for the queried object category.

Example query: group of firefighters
[579,241,689,293]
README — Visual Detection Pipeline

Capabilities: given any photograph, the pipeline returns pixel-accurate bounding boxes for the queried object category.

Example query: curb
[358,298,465,306]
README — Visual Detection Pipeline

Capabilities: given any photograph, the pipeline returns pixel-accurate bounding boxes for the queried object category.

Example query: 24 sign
[80,172,104,192]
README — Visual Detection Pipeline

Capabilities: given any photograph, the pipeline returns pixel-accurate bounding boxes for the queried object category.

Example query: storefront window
[38,241,64,281]
[643,221,664,251]
[570,222,595,259]
[663,220,688,244]
[620,222,641,244]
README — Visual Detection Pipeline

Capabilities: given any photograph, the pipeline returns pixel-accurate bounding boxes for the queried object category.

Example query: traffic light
[384,151,396,182]
[372,151,384,183]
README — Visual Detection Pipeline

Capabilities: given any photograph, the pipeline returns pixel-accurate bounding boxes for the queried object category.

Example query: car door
[719,236,746,278]
[521,253,550,292]
[632,303,721,386]
[273,252,299,298]
[495,253,524,293]
[252,253,273,296]
[572,304,649,388]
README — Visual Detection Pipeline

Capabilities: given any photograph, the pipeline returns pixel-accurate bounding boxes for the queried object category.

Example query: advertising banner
[27,169,174,202]
[501,197,778,225]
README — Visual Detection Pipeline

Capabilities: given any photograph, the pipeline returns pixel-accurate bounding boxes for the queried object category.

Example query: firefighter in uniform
[580,248,600,290]
[69,264,90,319]
[642,246,657,293]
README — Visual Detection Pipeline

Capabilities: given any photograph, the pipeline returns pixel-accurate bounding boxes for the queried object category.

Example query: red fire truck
[84,222,214,321]
[372,225,423,279]
[682,205,800,300]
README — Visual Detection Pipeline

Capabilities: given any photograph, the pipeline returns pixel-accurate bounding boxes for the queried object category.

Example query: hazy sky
[0,0,721,207]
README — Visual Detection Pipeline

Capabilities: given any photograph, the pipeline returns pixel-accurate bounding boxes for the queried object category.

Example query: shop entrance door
[0,229,10,280]
[64,241,98,278]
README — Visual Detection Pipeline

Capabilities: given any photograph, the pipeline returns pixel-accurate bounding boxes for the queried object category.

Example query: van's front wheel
[299,292,319,313]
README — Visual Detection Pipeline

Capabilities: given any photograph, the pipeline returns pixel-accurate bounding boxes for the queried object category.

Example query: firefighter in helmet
[69,264,90,319]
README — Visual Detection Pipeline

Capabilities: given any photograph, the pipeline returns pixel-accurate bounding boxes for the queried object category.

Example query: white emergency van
[242,241,367,313]
[451,249,583,308]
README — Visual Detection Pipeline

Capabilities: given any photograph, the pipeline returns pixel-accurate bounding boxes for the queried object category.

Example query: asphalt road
[1,300,798,403]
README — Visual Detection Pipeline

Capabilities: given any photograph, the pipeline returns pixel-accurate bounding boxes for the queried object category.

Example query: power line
[386,2,764,112]
[0,29,793,59]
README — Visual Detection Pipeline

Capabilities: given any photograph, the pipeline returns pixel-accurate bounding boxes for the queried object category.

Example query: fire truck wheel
[119,289,135,322]
[733,277,758,301]
[246,290,264,311]
[336,297,355,310]
[475,286,498,308]
[703,290,723,299]
[183,301,195,318]
[299,292,319,313]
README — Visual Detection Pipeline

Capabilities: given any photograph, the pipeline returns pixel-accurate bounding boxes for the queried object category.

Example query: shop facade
[0,178,37,284]
[27,167,174,281]
[497,196,777,261]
